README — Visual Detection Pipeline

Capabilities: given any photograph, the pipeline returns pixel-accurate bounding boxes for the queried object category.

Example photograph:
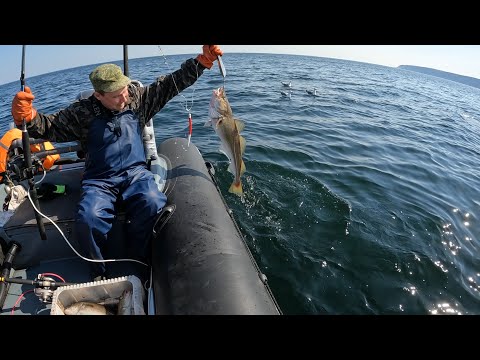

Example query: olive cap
[89,64,131,93]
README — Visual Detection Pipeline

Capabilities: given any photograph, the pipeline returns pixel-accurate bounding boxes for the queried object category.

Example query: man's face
[95,86,129,111]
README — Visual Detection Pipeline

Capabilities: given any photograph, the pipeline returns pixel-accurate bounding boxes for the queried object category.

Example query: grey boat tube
[151,137,281,315]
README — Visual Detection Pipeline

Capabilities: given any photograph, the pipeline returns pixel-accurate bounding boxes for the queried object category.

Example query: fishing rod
[123,44,156,315]
[123,45,129,77]
[20,45,47,240]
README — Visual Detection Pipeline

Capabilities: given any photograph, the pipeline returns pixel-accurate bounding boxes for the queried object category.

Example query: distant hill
[398,65,480,89]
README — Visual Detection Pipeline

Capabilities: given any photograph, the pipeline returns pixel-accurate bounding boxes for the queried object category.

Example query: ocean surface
[1,52,479,315]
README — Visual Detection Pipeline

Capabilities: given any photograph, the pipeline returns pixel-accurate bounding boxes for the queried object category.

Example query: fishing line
[157,45,200,113]
[157,46,200,146]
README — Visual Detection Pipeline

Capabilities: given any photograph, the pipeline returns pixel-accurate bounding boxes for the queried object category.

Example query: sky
[1,45,480,86]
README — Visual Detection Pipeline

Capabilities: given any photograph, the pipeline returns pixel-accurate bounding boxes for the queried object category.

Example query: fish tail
[229,180,243,196]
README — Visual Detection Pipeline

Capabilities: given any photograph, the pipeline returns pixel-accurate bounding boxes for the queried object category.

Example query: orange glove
[12,86,37,126]
[196,45,224,69]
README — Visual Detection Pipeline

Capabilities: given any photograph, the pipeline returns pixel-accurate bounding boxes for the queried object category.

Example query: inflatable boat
[0,130,281,315]
[0,73,281,315]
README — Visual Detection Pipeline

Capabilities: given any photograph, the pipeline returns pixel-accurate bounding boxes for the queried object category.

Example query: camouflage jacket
[27,58,205,152]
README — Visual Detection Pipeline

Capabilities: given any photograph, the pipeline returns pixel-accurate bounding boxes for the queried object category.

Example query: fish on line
[205,86,246,196]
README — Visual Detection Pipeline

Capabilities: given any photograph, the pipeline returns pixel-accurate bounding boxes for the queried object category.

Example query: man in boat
[10,45,223,281]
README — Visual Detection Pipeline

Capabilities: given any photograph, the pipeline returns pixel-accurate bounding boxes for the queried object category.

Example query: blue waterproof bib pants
[75,109,166,277]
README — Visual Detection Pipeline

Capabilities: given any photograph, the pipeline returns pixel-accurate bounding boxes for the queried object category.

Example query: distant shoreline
[398,65,480,89]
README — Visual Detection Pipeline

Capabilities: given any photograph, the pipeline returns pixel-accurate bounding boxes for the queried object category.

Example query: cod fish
[117,289,133,315]
[205,86,246,195]
[64,301,109,315]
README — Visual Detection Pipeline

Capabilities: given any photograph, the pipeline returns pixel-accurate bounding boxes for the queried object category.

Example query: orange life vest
[0,128,60,182]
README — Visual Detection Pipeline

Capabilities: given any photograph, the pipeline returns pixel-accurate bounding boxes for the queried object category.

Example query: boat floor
[1,257,150,315]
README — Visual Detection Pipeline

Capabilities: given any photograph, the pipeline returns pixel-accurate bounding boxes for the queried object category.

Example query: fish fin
[239,136,246,156]
[204,119,212,127]
[229,180,243,196]
[234,119,245,133]
[219,144,230,160]
[240,159,246,176]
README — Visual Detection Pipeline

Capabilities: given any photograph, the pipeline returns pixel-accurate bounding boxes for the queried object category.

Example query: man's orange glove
[196,45,224,69]
[12,86,37,126]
